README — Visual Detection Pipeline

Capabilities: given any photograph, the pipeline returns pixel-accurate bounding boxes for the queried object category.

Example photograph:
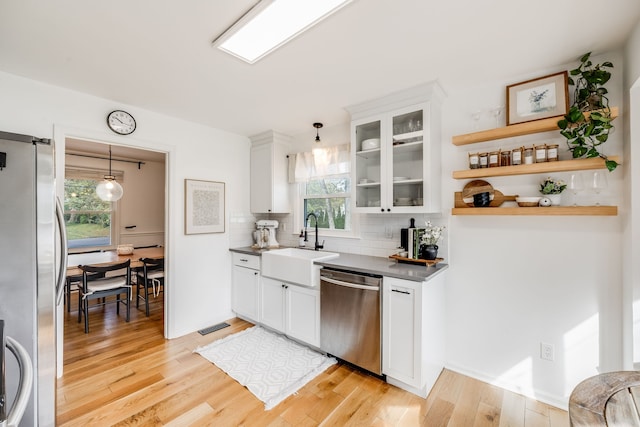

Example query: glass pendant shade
[96,176,123,201]
[96,145,123,201]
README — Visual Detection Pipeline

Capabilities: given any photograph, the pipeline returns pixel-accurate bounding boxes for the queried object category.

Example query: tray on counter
[389,254,444,267]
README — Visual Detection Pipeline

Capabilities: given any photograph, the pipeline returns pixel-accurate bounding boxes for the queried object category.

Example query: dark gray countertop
[229,246,448,283]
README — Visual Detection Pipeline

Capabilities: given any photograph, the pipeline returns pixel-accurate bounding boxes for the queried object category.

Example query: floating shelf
[452,206,617,216]
[452,156,621,179]
[452,107,619,146]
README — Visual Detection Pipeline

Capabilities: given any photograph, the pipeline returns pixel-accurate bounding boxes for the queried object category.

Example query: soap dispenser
[299,230,305,247]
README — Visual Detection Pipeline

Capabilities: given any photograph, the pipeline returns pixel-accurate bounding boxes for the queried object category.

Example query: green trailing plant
[557,52,617,171]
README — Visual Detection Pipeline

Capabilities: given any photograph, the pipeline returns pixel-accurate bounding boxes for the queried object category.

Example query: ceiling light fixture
[213,0,353,64]
[313,122,323,143]
[96,145,124,202]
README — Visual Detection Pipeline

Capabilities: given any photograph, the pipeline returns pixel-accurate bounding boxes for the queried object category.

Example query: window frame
[296,172,359,239]
[64,168,121,253]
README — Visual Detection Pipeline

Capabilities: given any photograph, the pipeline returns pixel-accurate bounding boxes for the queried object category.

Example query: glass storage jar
[500,150,511,166]
[468,152,479,169]
[534,144,547,163]
[511,147,523,165]
[488,150,500,167]
[479,152,488,168]
[546,144,559,161]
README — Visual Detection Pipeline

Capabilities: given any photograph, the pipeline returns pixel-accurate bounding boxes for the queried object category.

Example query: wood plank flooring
[58,295,570,426]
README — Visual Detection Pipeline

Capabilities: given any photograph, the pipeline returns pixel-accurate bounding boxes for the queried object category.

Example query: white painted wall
[623,19,640,368]
[0,70,251,339]
[260,52,627,409]
[65,152,166,248]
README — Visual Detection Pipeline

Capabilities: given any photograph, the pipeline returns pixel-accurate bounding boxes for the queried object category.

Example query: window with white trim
[292,144,356,236]
[64,168,122,251]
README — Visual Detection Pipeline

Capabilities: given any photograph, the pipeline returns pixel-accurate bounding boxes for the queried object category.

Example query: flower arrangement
[539,177,567,195]
[420,221,445,246]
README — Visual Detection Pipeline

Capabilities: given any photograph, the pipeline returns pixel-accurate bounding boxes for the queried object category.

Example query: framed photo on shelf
[184,179,225,234]
[506,71,569,125]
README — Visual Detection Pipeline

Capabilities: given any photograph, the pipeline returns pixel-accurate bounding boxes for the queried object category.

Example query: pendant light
[96,145,123,202]
[313,122,323,143]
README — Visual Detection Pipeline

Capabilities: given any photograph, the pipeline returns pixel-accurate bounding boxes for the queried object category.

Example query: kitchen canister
[511,146,523,165]
[500,150,511,166]
[468,152,479,169]
[546,144,559,161]
[534,144,547,163]
[523,147,534,164]
[479,152,488,168]
[488,150,500,168]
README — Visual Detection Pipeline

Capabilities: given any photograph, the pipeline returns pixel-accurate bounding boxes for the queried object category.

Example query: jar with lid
[468,152,479,169]
[488,150,500,168]
[479,152,489,168]
[546,144,559,161]
[534,144,547,163]
[500,150,511,166]
[523,147,534,164]
[511,146,523,165]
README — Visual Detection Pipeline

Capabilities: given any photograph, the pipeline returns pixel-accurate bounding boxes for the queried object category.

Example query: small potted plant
[539,177,567,205]
[419,221,445,260]
[557,52,617,171]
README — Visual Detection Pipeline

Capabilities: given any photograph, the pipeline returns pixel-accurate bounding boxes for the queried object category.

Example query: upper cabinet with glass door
[347,82,444,213]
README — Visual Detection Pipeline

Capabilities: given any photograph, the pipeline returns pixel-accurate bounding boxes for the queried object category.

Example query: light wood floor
[58,295,569,426]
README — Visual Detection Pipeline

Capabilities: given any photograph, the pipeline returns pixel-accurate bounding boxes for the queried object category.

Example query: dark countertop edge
[229,246,449,283]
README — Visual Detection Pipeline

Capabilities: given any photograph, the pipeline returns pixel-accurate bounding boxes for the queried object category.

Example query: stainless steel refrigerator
[0,130,64,426]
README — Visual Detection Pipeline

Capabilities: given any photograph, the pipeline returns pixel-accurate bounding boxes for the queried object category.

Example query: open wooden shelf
[452,107,619,146]
[452,156,621,179]
[452,206,617,216]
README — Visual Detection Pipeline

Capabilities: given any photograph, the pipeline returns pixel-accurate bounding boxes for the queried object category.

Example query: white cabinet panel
[250,131,290,213]
[382,273,446,397]
[286,284,320,347]
[260,276,320,347]
[260,276,285,332]
[231,253,261,323]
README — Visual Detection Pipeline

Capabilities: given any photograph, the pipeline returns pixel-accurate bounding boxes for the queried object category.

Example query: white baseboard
[444,362,568,411]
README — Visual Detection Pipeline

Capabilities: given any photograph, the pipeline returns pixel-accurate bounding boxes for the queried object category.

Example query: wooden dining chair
[78,259,131,333]
[135,257,164,316]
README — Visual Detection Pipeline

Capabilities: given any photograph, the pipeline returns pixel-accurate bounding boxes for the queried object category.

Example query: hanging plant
[557,52,617,171]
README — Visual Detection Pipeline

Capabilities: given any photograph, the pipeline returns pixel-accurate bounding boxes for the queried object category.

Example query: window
[294,144,356,237]
[303,175,351,231]
[64,169,121,250]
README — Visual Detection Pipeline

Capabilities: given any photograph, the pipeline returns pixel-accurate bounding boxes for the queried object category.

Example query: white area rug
[194,326,336,410]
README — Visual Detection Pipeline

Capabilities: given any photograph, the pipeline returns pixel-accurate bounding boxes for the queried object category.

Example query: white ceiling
[1,0,639,138]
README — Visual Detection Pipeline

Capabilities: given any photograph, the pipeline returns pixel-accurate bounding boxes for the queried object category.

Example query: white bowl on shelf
[361,138,380,150]
[393,176,410,182]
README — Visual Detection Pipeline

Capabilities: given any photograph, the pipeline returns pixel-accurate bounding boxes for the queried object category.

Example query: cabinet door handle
[254,272,258,275]
[391,289,411,295]
[240,258,248,262]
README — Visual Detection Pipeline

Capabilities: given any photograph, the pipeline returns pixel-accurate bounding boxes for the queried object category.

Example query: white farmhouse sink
[261,248,339,287]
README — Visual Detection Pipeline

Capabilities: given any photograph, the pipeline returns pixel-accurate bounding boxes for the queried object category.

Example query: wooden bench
[569,371,640,426]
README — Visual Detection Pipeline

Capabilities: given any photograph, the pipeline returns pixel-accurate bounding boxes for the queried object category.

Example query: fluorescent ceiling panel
[215,0,353,64]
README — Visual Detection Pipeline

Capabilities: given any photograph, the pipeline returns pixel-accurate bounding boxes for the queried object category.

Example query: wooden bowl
[516,197,541,207]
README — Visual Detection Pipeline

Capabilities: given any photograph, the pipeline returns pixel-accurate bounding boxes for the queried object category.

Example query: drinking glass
[591,171,608,206]
[568,173,583,206]
[471,110,482,130]
[491,106,504,128]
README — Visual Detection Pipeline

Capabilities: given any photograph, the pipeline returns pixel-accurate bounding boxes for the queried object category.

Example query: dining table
[66,246,165,276]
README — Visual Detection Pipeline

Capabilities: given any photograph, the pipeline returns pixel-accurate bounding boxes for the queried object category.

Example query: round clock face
[107,110,136,135]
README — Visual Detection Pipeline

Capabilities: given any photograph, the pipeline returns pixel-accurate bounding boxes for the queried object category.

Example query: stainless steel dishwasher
[320,268,382,375]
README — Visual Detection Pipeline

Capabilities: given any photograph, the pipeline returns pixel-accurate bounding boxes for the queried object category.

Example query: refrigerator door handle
[55,197,68,306]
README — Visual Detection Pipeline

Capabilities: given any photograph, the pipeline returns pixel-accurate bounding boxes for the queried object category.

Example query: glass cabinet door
[390,108,424,209]
[354,120,382,210]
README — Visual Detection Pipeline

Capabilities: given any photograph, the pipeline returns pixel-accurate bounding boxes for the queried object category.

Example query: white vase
[547,193,562,206]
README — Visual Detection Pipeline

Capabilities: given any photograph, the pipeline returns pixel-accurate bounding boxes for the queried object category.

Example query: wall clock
[107,110,136,135]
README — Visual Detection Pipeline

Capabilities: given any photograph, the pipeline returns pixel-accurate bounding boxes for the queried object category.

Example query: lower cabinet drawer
[232,252,260,270]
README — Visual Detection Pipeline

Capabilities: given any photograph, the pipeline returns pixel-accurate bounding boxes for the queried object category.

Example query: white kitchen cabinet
[346,82,444,213]
[231,253,261,323]
[382,272,446,397]
[260,276,320,347]
[260,276,285,331]
[250,130,290,213]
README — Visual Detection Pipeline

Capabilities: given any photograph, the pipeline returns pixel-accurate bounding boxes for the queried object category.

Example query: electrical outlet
[540,342,554,361]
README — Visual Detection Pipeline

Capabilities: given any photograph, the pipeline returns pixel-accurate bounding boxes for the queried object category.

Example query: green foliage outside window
[304,176,350,231]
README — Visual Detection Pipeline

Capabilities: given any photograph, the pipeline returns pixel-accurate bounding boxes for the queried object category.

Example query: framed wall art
[506,71,569,125]
[184,179,225,234]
